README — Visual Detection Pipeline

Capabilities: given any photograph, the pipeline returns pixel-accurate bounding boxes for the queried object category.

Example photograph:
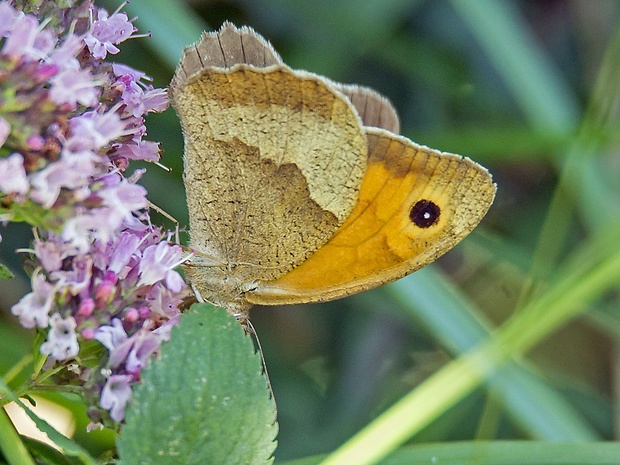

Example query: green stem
[318,348,495,465]
[496,247,620,357]
[318,246,620,465]
[30,364,65,386]
[2,354,33,387]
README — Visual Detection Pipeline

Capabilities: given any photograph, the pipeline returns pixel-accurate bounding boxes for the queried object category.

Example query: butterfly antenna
[148,201,180,242]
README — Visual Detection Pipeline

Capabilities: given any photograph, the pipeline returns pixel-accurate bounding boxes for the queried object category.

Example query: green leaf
[6,201,69,233]
[21,437,84,465]
[118,304,278,465]
[0,379,98,465]
[0,405,36,465]
[0,262,13,280]
[281,441,620,465]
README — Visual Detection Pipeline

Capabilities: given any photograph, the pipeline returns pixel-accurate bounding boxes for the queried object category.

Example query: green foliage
[0,378,98,465]
[117,305,278,465]
[21,437,86,465]
[280,442,620,465]
[0,262,12,280]
[2,200,71,233]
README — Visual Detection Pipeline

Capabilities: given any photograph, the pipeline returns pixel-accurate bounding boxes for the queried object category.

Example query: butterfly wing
[332,83,400,134]
[170,26,370,309]
[248,127,496,305]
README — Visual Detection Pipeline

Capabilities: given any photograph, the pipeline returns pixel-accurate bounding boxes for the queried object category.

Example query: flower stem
[2,354,33,386]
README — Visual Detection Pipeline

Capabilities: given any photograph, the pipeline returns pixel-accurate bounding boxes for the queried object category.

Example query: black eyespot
[409,200,441,228]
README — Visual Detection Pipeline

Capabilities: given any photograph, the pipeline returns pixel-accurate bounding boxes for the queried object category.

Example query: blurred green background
[2,0,620,462]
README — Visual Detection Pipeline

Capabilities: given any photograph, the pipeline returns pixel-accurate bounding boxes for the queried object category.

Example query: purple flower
[2,14,38,51]
[0,3,22,37]
[65,111,127,153]
[100,374,133,422]
[55,255,93,295]
[0,116,10,146]
[119,80,146,117]
[108,330,160,372]
[49,68,101,108]
[112,141,161,163]
[33,237,82,274]
[153,314,180,341]
[29,153,98,207]
[120,81,169,118]
[84,9,136,59]
[122,214,150,234]
[112,63,145,81]
[146,283,187,318]
[97,177,149,224]
[48,34,83,70]
[12,273,56,328]
[0,153,29,196]
[108,231,141,276]
[95,318,128,351]
[124,331,160,373]
[2,15,45,59]
[32,27,56,59]
[138,242,186,292]
[40,313,79,360]
[60,211,105,253]
[2,0,185,425]
[143,88,169,113]
[34,239,65,272]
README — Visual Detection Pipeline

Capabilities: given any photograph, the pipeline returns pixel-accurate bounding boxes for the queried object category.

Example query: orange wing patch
[248,128,495,305]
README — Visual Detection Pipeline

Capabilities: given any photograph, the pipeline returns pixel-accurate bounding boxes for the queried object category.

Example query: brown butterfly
[169,22,496,318]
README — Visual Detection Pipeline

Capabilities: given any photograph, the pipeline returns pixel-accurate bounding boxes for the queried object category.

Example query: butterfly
[169,22,496,318]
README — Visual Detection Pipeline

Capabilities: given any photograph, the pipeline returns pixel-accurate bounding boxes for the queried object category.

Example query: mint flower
[95,318,128,351]
[12,272,57,328]
[3,14,55,59]
[1,0,189,425]
[0,153,29,196]
[0,116,10,145]
[40,313,80,360]
[49,68,101,107]
[85,6,137,59]
[138,242,186,291]
[100,374,133,422]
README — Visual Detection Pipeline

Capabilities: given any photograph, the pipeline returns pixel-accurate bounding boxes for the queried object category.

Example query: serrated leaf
[118,304,278,465]
[0,262,13,279]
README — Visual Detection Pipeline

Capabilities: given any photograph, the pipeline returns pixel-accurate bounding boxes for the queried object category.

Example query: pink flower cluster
[0,1,188,425]
[14,225,187,424]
